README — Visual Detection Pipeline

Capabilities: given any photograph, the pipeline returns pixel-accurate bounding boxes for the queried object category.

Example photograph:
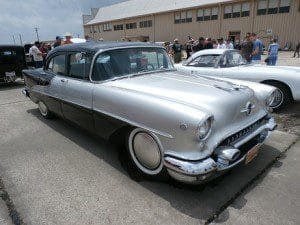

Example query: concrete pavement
[212,140,300,225]
[0,83,298,225]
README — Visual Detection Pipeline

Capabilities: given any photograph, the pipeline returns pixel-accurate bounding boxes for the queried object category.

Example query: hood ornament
[241,102,255,115]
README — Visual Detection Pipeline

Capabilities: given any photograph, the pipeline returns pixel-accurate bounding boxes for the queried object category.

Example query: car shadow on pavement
[26,108,282,222]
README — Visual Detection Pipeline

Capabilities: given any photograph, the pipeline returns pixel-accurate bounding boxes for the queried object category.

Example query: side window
[92,53,113,81]
[68,52,91,80]
[221,51,244,67]
[48,58,54,71]
[188,55,219,67]
[47,54,66,75]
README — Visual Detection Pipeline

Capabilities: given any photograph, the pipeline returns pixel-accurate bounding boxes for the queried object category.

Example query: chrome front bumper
[164,116,277,184]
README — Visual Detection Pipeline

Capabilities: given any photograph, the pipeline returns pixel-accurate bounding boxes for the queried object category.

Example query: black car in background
[0,45,27,83]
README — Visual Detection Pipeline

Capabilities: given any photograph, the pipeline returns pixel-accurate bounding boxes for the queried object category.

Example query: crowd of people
[166,33,282,66]
[28,31,299,69]
[28,32,78,68]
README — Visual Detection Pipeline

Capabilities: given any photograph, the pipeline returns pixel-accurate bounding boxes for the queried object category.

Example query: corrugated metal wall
[85,0,300,48]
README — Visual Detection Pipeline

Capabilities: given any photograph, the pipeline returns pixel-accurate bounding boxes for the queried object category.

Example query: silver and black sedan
[22,42,277,184]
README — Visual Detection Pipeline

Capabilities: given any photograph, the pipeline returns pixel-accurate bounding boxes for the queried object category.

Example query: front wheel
[123,128,166,181]
[263,82,292,112]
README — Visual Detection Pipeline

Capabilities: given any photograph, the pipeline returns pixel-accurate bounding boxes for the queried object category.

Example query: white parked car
[175,49,300,111]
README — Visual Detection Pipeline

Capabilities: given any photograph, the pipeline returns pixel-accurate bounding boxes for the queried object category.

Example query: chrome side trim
[31,89,173,139]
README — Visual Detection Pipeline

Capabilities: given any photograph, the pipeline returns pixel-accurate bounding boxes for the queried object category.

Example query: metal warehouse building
[83,0,300,48]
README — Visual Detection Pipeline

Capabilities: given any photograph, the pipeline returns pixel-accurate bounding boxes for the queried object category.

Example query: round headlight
[196,118,212,140]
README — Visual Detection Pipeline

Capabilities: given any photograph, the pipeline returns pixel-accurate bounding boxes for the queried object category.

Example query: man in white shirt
[217,38,226,49]
[225,39,234,49]
[29,41,43,68]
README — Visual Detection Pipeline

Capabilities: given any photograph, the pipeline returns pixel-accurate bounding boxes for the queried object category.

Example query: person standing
[53,36,62,48]
[217,38,226,49]
[172,39,183,63]
[29,41,43,68]
[39,42,48,66]
[212,39,218,49]
[251,33,263,64]
[267,38,279,66]
[205,38,213,49]
[85,35,92,42]
[241,33,253,63]
[63,32,73,45]
[185,36,194,58]
[192,37,205,52]
[292,41,300,58]
[225,38,234,49]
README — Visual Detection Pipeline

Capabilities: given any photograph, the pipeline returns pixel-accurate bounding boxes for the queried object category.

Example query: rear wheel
[262,81,292,111]
[38,101,53,119]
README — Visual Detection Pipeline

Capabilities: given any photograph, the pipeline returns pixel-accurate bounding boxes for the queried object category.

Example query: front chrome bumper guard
[164,117,277,182]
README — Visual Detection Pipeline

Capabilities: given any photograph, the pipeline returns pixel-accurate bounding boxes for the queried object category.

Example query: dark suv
[0,45,27,83]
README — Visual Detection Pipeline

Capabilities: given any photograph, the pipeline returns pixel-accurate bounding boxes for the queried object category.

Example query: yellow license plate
[245,144,260,164]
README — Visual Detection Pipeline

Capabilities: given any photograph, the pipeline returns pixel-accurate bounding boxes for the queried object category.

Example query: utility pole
[34,27,40,41]
[19,34,23,45]
[12,35,16,45]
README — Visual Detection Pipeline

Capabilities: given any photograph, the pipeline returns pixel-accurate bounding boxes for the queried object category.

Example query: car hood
[105,71,265,126]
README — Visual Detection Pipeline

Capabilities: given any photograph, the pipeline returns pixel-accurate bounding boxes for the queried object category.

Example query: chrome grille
[220,116,267,146]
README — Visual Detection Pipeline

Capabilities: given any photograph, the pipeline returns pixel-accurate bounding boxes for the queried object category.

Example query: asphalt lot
[0,80,298,225]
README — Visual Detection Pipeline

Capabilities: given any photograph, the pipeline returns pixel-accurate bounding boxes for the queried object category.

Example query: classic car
[0,45,27,83]
[175,49,300,111]
[22,42,277,184]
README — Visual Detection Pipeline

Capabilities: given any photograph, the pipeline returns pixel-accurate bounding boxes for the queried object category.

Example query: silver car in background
[22,42,277,184]
[175,49,300,111]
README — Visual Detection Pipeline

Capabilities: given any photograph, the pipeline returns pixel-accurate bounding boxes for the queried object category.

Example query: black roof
[0,45,24,49]
[49,41,164,56]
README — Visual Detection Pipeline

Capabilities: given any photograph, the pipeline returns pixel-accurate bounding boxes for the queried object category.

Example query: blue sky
[0,0,126,44]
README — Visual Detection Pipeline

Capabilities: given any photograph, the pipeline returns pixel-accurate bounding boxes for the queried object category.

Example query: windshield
[91,47,174,81]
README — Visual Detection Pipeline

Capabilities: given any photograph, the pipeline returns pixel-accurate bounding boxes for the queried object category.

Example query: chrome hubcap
[270,89,284,108]
[128,129,163,175]
[133,132,161,170]
[38,101,48,116]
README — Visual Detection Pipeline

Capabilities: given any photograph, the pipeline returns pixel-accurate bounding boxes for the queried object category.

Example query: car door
[61,52,95,132]
[42,53,67,117]
[186,54,222,77]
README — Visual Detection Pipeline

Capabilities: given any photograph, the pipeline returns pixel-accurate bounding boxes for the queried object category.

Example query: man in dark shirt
[241,33,253,62]
[185,36,194,59]
[205,38,213,49]
[53,36,62,48]
[172,39,183,63]
[192,37,205,52]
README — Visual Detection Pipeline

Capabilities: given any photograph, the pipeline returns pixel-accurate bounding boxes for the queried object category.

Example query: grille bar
[220,116,267,146]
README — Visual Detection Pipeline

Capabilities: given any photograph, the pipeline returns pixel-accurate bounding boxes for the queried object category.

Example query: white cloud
[0,0,127,44]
